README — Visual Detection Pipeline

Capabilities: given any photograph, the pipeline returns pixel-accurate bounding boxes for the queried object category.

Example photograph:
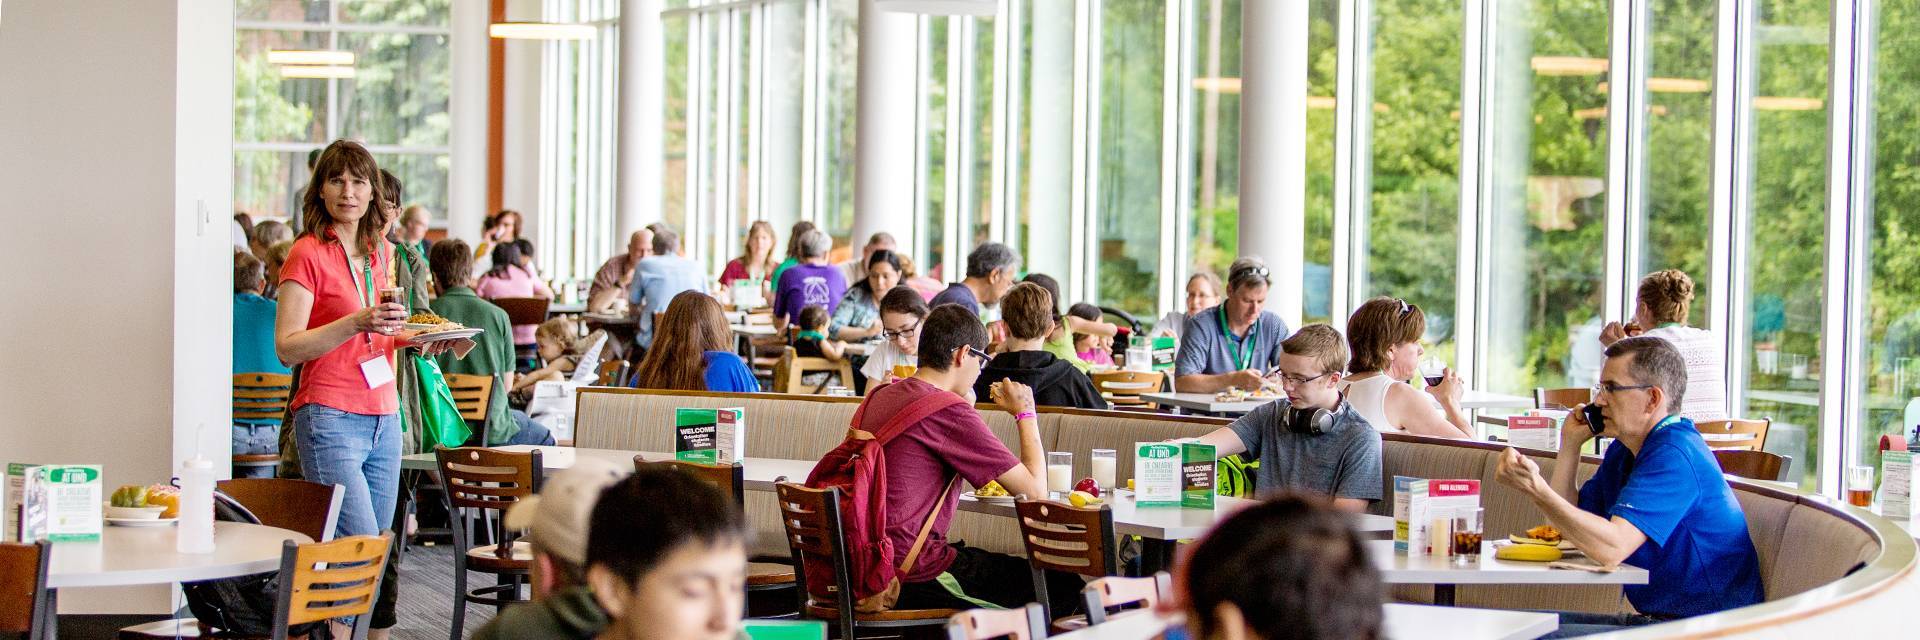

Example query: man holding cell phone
[1493,336,1761,635]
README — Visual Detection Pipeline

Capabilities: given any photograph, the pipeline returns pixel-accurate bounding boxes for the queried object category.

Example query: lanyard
[1217,306,1258,371]
[341,237,380,352]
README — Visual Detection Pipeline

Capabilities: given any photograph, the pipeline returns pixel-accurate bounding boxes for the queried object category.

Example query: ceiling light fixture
[1193,77,1242,94]
[1531,56,1609,76]
[1755,96,1823,111]
[266,49,355,66]
[279,65,356,79]
[489,21,597,40]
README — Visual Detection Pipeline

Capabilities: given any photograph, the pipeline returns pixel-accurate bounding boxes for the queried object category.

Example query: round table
[48,521,311,588]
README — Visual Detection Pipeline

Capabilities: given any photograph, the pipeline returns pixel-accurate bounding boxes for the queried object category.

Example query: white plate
[404,322,445,331]
[107,517,178,527]
[408,327,484,344]
[1101,382,1156,391]
[961,491,1017,505]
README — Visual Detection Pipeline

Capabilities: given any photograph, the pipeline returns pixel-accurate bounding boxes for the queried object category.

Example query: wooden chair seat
[1048,614,1090,634]
[747,561,796,587]
[232,453,280,465]
[464,540,534,572]
[804,601,958,622]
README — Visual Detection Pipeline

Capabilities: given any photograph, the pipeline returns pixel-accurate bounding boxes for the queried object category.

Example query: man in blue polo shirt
[1174,257,1291,393]
[1495,336,1762,635]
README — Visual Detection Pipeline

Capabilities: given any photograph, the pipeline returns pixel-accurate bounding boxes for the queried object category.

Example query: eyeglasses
[958,345,992,364]
[882,320,922,341]
[1592,382,1655,396]
[1277,371,1332,387]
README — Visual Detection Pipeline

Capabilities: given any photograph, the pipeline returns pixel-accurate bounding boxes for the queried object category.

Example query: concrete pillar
[850,0,921,248]
[618,0,665,238]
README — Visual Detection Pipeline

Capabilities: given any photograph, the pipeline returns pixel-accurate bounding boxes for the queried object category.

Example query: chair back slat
[275,534,392,635]
[945,603,1046,640]
[637,457,746,507]
[775,483,839,558]
[1696,418,1772,451]
[442,373,494,422]
[434,447,543,512]
[491,297,551,327]
[1014,499,1116,577]
[1081,573,1172,625]
[772,347,855,394]
[234,373,294,420]
[1714,449,1790,482]
[1533,387,1593,410]
[218,478,345,542]
[1089,371,1165,406]
[0,541,50,636]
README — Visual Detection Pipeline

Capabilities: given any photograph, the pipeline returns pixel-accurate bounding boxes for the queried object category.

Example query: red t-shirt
[865,378,1021,582]
[279,233,400,416]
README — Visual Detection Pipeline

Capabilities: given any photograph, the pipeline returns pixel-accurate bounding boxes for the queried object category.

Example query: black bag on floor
[179,492,330,639]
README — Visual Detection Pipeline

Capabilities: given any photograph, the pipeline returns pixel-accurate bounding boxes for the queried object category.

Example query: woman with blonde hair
[1600,269,1727,420]
[1342,297,1473,438]
[629,291,760,392]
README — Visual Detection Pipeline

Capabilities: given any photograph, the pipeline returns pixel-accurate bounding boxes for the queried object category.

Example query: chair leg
[449,549,468,640]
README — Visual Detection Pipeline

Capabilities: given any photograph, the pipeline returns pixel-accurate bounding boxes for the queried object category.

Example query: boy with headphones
[1193,324,1383,512]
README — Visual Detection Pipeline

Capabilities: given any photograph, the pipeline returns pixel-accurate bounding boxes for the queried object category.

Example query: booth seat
[573,388,1918,636]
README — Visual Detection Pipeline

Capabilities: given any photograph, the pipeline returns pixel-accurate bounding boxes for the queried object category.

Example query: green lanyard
[1217,306,1258,371]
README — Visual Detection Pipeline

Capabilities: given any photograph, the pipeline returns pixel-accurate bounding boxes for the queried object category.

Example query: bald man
[589,229,653,313]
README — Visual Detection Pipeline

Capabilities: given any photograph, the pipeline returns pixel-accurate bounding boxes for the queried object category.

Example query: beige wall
[0,0,233,614]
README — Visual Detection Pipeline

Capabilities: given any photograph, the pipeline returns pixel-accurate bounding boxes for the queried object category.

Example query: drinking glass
[1046,452,1074,497]
[1419,358,1447,388]
[1090,449,1118,491]
[1848,465,1875,507]
[1451,508,1484,565]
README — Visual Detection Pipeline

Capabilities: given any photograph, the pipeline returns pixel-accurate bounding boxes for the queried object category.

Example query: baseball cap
[504,456,630,567]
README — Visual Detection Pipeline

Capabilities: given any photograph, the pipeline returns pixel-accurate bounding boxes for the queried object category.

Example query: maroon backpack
[803,384,967,612]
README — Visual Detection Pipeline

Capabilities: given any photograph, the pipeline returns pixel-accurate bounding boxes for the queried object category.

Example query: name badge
[360,354,395,389]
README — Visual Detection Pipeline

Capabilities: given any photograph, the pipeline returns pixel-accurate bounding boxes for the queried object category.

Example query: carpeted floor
[388,542,496,640]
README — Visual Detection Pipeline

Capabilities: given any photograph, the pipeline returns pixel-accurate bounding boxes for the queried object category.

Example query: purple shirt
[772,262,848,324]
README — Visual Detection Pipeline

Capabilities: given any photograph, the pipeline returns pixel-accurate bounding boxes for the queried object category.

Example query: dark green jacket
[472,585,607,640]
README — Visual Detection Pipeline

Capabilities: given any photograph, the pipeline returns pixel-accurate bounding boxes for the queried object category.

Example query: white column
[1238,0,1308,327]
[851,0,920,247]
[618,0,665,238]
[449,0,491,241]
[501,0,545,240]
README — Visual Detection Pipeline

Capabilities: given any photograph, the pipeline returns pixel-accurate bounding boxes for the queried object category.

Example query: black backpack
[178,492,330,639]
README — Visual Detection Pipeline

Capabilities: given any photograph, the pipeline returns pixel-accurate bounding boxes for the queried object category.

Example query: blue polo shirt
[1174,306,1290,378]
[1577,417,1764,618]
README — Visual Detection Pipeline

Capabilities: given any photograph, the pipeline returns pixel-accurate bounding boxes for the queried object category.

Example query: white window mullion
[1331,0,1376,330]
[990,1,1016,246]
[1156,0,1191,322]
[1711,0,1756,411]
[1457,0,1493,391]
[944,17,966,274]
[1819,0,1877,497]
[1073,0,1101,305]
[1603,0,1650,322]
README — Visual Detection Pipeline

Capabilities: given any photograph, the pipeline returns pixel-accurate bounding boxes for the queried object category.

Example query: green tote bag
[411,354,473,449]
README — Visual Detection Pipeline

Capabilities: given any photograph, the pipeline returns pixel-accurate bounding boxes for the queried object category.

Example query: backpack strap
[847,385,968,445]
[897,475,960,575]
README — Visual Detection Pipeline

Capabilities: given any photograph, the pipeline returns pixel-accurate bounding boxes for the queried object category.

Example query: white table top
[1369,540,1649,587]
[47,521,311,588]
[402,445,1395,540]
[731,323,780,337]
[1047,604,1557,640]
[547,302,587,315]
[1460,390,1534,410]
[1139,392,1278,415]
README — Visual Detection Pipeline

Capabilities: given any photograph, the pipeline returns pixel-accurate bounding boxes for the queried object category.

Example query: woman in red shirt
[273,140,411,548]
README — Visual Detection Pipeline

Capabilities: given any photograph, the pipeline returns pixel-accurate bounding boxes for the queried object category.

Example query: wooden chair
[269,534,393,640]
[1090,370,1165,410]
[771,347,855,394]
[775,483,958,639]
[1533,387,1592,410]
[490,297,551,331]
[435,447,544,640]
[1013,499,1118,629]
[637,458,798,598]
[232,373,294,475]
[1082,573,1172,625]
[1696,417,1772,451]
[443,373,494,423]
[0,541,51,640]
[1714,449,1791,482]
[217,478,345,542]
[945,603,1046,640]
[596,358,628,387]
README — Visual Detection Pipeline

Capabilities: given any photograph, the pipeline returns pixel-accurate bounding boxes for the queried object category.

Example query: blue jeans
[1539,611,1668,638]
[462,410,556,447]
[293,404,401,539]
[231,422,281,478]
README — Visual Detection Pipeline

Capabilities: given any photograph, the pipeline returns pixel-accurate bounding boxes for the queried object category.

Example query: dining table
[1043,604,1559,640]
[40,521,310,636]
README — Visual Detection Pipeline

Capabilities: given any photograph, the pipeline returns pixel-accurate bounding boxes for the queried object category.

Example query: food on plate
[1068,490,1104,508]
[1214,386,1282,402]
[144,484,180,519]
[1073,477,1102,498]
[975,481,1009,498]
[1494,542,1564,562]
[1522,524,1562,543]
[407,312,450,325]
[110,485,148,508]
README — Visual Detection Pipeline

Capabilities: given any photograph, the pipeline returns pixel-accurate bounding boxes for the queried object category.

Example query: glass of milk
[1047,452,1075,497]
[1090,449,1117,491]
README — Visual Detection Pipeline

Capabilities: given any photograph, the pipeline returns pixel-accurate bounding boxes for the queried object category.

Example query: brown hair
[486,209,522,239]
[797,305,830,332]
[1000,281,1056,341]
[784,220,818,260]
[428,239,474,290]
[879,285,929,318]
[301,140,392,254]
[632,291,733,391]
[738,220,780,276]
[1225,257,1272,294]
[1283,324,1350,375]
[235,250,264,294]
[1637,269,1695,325]
[1345,297,1424,374]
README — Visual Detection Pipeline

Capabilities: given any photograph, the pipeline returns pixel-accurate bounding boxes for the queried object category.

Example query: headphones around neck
[1283,399,1341,436]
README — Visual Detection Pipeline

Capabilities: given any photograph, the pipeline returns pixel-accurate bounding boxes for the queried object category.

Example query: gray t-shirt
[1176,306,1292,378]
[1225,398,1383,501]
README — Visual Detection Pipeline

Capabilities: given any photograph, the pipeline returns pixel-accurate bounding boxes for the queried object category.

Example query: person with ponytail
[1600,269,1727,421]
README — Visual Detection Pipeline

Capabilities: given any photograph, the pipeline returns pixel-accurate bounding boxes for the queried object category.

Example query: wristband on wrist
[1014,411,1037,422]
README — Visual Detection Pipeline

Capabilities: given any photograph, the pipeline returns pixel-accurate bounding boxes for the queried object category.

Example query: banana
[1494,542,1564,562]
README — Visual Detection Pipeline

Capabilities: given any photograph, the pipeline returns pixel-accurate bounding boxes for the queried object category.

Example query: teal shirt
[233,293,290,376]
[429,287,517,444]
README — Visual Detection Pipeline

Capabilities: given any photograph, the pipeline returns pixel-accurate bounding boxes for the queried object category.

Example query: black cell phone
[1582,404,1607,435]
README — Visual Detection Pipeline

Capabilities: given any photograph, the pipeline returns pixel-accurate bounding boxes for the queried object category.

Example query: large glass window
[1188,0,1242,282]
[1861,0,1920,485]
[1638,0,1717,323]
[234,0,452,224]
[821,0,860,247]
[664,16,692,233]
[1095,0,1167,319]
[1303,0,1339,324]
[1015,0,1077,283]
[919,17,951,279]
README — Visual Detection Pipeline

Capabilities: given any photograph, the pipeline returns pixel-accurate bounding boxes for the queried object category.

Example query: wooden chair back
[1081,573,1172,625]
[218,478,346,542]
[434,447,544,558]
[1533,387,1593,410]
[945,603,1046,640]
[1015,499,1119,622]
[234,373,294,421]
[0,541,50,637]
[1089,371,1165,407]
[443,373,494,422]
[1714,449,1790,482]
[1696,417,1772,451]
[776,482,855,638]
[771,347,855,394]
[596,358,628,386]
[491,297,550,328]
[271,533,393,640]
[637,457,746,507]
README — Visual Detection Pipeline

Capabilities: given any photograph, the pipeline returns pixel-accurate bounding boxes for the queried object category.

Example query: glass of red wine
[1420,357,1447,388]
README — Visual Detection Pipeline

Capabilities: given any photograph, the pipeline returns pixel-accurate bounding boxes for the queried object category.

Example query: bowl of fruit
[104,484,180,524]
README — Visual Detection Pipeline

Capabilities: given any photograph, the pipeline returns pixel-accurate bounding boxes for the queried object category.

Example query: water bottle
[175,456,215,554]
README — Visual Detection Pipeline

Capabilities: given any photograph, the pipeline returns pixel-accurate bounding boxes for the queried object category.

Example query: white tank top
[1344,375,1400,433]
